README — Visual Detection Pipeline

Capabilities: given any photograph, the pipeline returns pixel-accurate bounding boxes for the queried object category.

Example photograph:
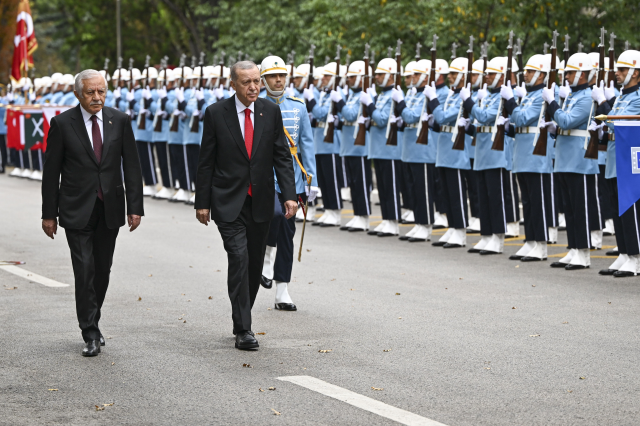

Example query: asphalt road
[1,173,639,425]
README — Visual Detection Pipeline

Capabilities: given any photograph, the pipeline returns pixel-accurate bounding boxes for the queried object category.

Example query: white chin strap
[571,71,583,87]
[378,73,390,87]
[622,68,636,86]
[452,72,463,88]
[416,73,427,88]
[296,77,308,92]
[526,70,541,87]
[489,74,502,89]
[349,75,362,90]
[262,76,284,97]
[473,75,482,89]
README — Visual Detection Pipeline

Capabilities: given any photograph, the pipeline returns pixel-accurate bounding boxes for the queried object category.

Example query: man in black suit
[195,61,297,350]
[41,69,144,357]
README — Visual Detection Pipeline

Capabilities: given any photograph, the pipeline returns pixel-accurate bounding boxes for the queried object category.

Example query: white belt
[558,129,590,138]
[317,121,326,128]
[343,121,356,127]
[405,123,419,129]
[441,125,456,133]
[516,126,539,134]
[475,126,493,133]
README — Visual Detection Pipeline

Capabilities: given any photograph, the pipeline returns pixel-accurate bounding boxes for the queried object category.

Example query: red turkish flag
[11,0,38,83]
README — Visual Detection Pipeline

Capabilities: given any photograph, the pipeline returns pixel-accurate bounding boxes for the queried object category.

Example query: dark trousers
[608,178,640,255]
[64,198,119,342]
[268,192,298,283]
[517,172,549,242]
[406,162,436,225]
[169,144,189,191]
[545,173,558,227]
[136,140,157,186]
[477,168,508,236]
[153,142,172,188]
[0,134,6,172]
[400,161,414,210]
[598,164,613,221]
[316,153,343,210]
[556,172,596,249]
[504,170,520,223]
[373,159,402,221]
[464,159,480,218]
[215,195,270,334]
[340,156,348,188]
[10,148,23,168]
[553,171,564,215]
[434,166,447,214]
[32,149,43,171]
[437,166,468,229]
[186,144,200,190]
[344,156,372,216]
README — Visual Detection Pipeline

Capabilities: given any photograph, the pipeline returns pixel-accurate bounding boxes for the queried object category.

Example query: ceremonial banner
[11,0,38,83]
[6,108,22,150]
[21,108,44,150]
[614,121,640,215]
[4,106,70,152]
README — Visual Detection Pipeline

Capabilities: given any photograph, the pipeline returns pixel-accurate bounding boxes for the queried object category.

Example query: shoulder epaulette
[288,96,305,104]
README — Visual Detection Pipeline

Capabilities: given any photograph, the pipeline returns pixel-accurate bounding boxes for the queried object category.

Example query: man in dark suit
[41,69,144,357]
[195,61,297,351]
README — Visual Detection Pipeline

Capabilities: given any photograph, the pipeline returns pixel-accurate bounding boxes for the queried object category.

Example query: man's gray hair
[75,69,107,92]
[230,61,259,82]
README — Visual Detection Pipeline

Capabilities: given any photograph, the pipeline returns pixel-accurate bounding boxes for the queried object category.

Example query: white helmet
[524,54,550,86]
[294,63,311,91]
[34,78,42,90]
[41,76,52,88]
[130,68,142,82]
[112,68,128,82]
[167,69,178,83]
[142,66,159,80]
[50,72,63,91]
[260,55,288,96]
[375,58,397,87]
[61,74,74,89]
[485,57,519,88]
[412,59,432,87]
[18,77,33,90]
[98,70,110,82]
[564,53,592,87]
[182,66,193,79]
[448,57,469,88]
[157,68,172,83]
[616,50,640,86]
[432,58,449,86]
[404,60,417,77]
[346,60,371,89]
[471,58,485,88]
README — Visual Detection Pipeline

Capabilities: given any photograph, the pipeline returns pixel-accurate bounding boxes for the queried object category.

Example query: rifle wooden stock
[354,54,370,147]
[585,42,607,159]
[386,46,402,146]
[452,49,473,151]
[492,41,513,151]
[323,55,340,143]
[416,47,437,146]
[138,63,151,131]
[533,49,557,156]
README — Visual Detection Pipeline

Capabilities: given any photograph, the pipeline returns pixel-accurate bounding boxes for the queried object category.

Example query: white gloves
[6,93,14,102]
[410,87,417,96]
[192,110,200,118]
[605,80,616,101]
[126,91,135,102]
[175,87,185,103]
[142,87,152,100]
[156,110,167,118]
[457,117,471,130]
[172,109,185,119]
[558,81,571,100]
[330,90,342,103]
[29,92,36,102]
[359,91,373,106]
[157,87,167,99]
[423,82,438,101]
[357,115,370,126]
[539,119,557,135]
[139,108,148,116]
[228,87,236,95]
[195,88,204,101]
[460,83,471,101]
[476,83,488,102]
[500,81,514,101]
[306,186,320,202]
[390,115,404,127]
[285,83,296,98]
[588,120,605,139]
[496,115,510,128]
[303,85,315,101]
[542,83,556,104]
[391,85,404,103]
[366,87,377,99]
[513,82,527,99]
[591,81,607,105]
[421,112,435,126]
[214,84,225,100]
[326,114,336,124]
[113,88,121,98]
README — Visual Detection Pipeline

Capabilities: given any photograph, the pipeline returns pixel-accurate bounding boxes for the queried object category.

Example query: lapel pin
[109,121,112,125]
[260,113,263,116]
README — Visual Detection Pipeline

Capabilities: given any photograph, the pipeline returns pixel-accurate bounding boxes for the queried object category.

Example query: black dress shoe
[433,224,445,230]
[399,235,410,241]
[443,243,463,248]
[275,302,297,311]
[613,270,636,278]
[509,254,524,260]
[235,331,259,350]
[599,269,617,276]
[260,275,273,290]
[479,250,500,255]
[348,227,365,232]
[521,256,546,262]
[467,248,481,253]
[82,340,101,357]
[432,241,447,247]
[550,261,569,268]
[340,225,350,231]
[466,229,480,234]
[408,237,427,242]
[312,222,321,226]
[320,222,338,227]
[378,232,396,237]
[100,335,105,346]
[606,249,619,256]
[565,264,589,270]
[367,230,379,236]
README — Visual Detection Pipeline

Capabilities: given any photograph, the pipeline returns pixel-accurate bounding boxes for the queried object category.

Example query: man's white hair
[75,69,107,92]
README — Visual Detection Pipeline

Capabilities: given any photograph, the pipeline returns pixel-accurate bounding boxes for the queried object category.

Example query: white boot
[522,241,547,260]
[171,188,190,202]
[379,220,399,236]
[341,216,356,230]
[20,168,33,178]
[319,209,341,226]
[513,241,536,258]
[340,187,351,202]
[591,230,603,249]
[187,193,196,205]
[470,235,491,253]
[467,217,481,232]
[506,222,520,238]
[558,213,566,228]
[606,254,629,272]
[349,216,369,231]
[369,220,387,235]
[315,210,331,225]
[29,170,43,181]
[603,218,615,236]
[434,227,454,245]
[555,248,577,266]
[482,233,505,254]
[402,210,415,223]
[433,212,448,228]
[274,281,297,310]
[548,227,558,244]
[567,248,590,268]
[262,246,277,280]
[9,167,23,177]
[401,224,420,239]
[143,185,158,196]
[408,224,432,242]
[445,228,467,247]
[153,187,174,199]
[616,254,640,276]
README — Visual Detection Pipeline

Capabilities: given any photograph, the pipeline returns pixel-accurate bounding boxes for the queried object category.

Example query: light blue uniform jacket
[367,87,402,160]
[311,91,341,155]
[431,88,471,170]
[339,88,369,157]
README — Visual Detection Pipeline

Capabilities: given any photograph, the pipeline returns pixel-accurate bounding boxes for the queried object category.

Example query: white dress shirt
[234,95,254,140]
[79,105,104,147]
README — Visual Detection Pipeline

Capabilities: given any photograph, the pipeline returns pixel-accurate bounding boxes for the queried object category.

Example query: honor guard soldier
[184,66,206,204]
[464,60,485,234]
[292,63,311,99]
[48,73,64,105]
[166,66,193,203]
[593,49,640,276]
[502,54,554,262]
[6,82,27,176]
[425,56,472,248]
[150,67,176,200]
[359,56,403,236]
[258,56,317,310]
[134,66,160,197]
[336,59,373,231]
[59,74,79,106]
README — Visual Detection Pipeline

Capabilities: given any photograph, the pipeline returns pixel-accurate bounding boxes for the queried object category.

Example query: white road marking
[277,375,448,426]
[0,265,69,287]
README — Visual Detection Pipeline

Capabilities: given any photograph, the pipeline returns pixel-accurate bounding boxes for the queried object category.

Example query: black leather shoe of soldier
[509,254,524,260]
[521,256,546,262]
[606,249,619,256]
[565,264,588,271]
[613,270,635,278]
[260,275,273,289]
[432,241,447,247]
[550,261,568,268]
[599,269,617,275]
[275,302,297,311]
[443,243,463,248]
[479,250,500,255]
[467,248,481,253]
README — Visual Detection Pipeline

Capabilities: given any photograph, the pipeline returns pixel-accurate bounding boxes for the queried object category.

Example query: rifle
[169,54,186,132]
[127,58,134,92]
[562,34,571,87]
[323,44,342,143]
[307,45,315,89]
[472,41,489,147]
[116,56,122,89]
[138,55,151,130]
[190,52,206,133]
[607,33,617,85]
[218,51,226,91]
[452,36,474,151]
[491,31,514,151]
[288,50,296,90]
[153,57,168,132]
[103,58,110,78]
[516,39,524,86]
[532,30,558,157]
[343,52,351,91]
[585,27,608,159]
[354,43,371,146]
[385,39,402,146]
[416,34,438,145]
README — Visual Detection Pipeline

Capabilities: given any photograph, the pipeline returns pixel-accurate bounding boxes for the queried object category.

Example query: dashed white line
[277,375,448,426]
[0,265,69,287]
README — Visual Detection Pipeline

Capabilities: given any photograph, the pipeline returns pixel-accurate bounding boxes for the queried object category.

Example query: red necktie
[90,115,103,200]
[244,108,253,196]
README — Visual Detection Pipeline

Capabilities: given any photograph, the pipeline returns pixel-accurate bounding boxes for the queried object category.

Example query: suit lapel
[70,105,98,166]
[101,107,114,160]
[251,99,265,158]
[223,95,249,161]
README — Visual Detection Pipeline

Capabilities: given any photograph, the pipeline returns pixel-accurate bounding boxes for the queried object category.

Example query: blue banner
[615,121,640,215]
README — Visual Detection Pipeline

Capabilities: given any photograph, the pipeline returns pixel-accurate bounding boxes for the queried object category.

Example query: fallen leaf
[187,299,191,302]
[306,249,311,252]
[331,278,336,281]
[529,334,540,337]
[445,288,448,290]
[107,337,112,339]
[268,387,276,391]
[5,287,17,290]
[95,405,104,411]
[308,281,313,284]
[350,288,355,291]
[181,293,185,296]
[580,376,586,380]
[395,293,401,296]
[400,272,405,275]
[398,317,402,319]
[256,332,266,335]
[567,390,573,393]
[216,270,221,272]
[243,363,253,368]
[189,266,193,268]
[532,284,535,287]
[515,265,520,268]
[183,320,186,323]
[383,349,391,352]
[267,308,272,311]
[48,389,58,391]
[111,362,115,366]
[512,307,516,309]
[270,408,281,416]
[371,387,383,391]
[103,403,114,407]
[178,317,183,320]
[485,367,491,370]
[148,274,152,277]
[259,388,264,392]
[137,297,141,301]
[318,349,332,353]
[459,277,463,280]
[608,302,611,304]
[208,296,212,299]
[563,322,568,324]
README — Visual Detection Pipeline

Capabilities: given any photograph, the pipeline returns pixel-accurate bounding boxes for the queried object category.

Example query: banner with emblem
[614,121,640,215]
[4,105,71,152]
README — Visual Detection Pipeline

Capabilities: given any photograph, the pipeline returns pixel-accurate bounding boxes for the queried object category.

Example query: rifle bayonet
[599,27,607,47]
[335,45,342,60]
[103,58,110,71]
[451,42,458,59]
[543,42,549,54]
[610,32,617,51]
[432,34,439,51]
[364,43,370,60]
[577,42,584,53]
[308,44,316,60]
[508,31,513,49]
[387,46,393,57]
[468,35,474,52]
[552,30,559,49]
[415,42,422,60]
[564,34,571,52]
